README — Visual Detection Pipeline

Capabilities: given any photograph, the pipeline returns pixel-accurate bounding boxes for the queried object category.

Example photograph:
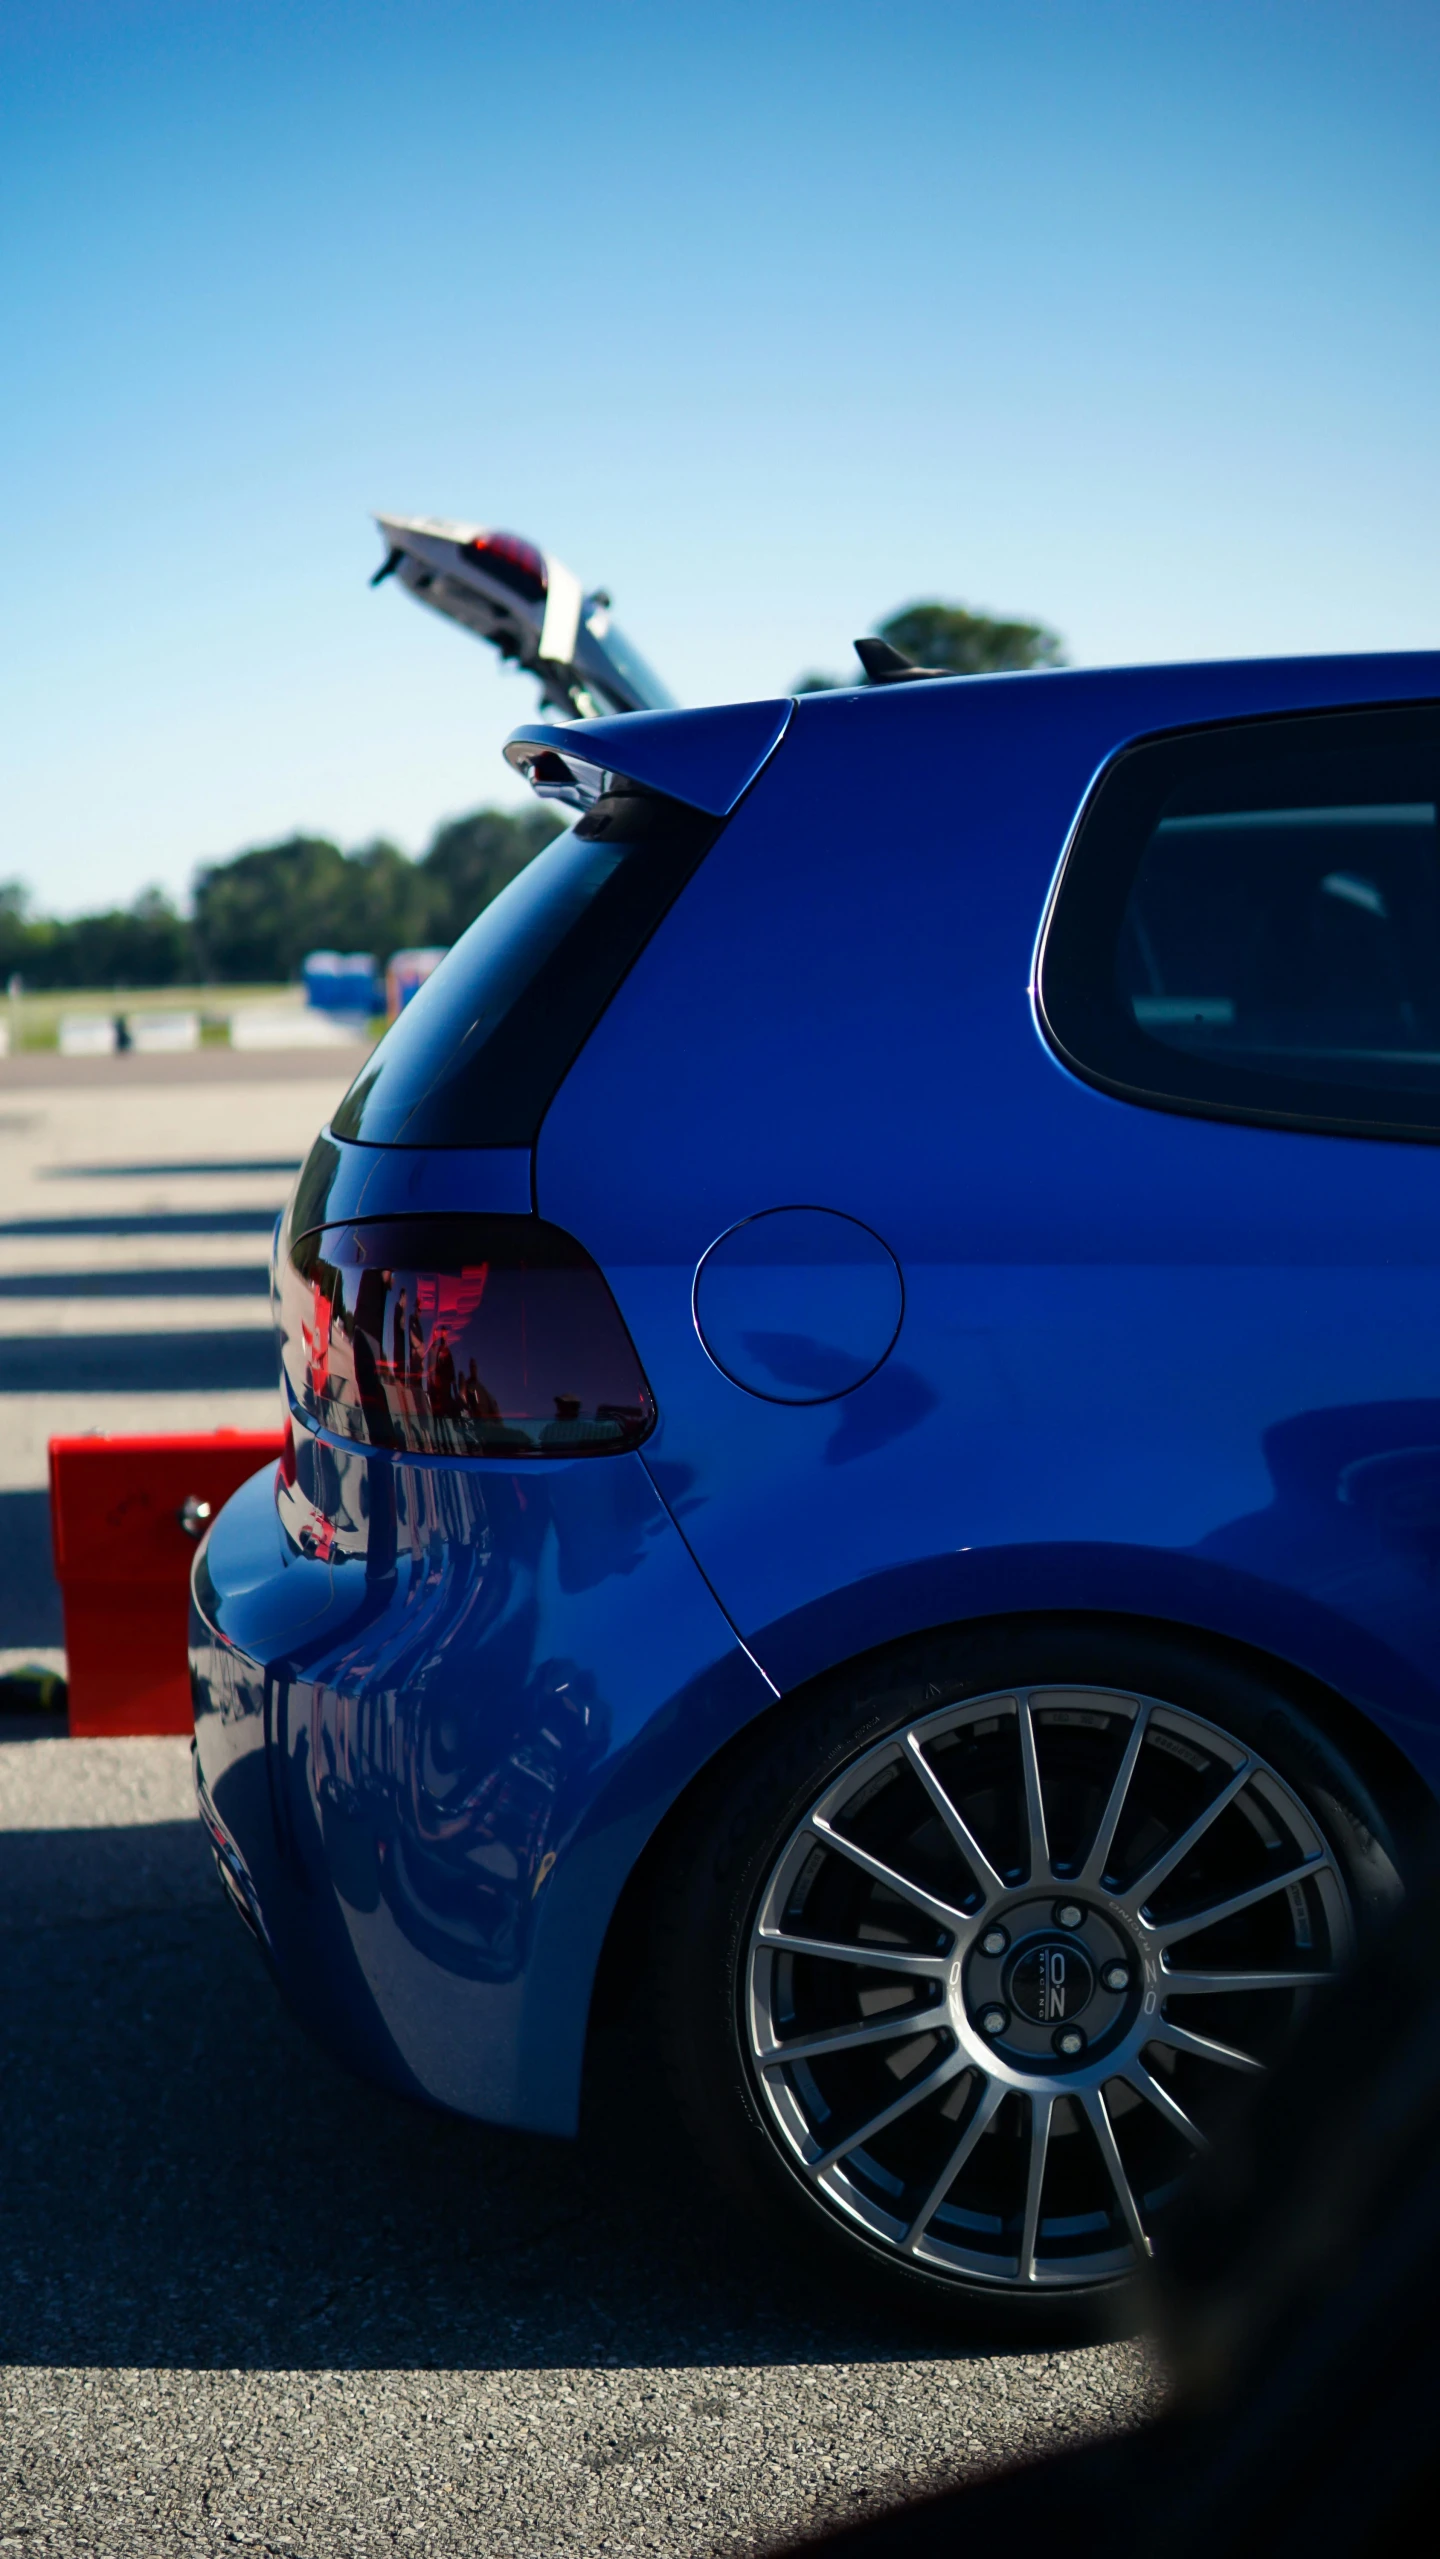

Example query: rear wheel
[655,1625,1406,2327]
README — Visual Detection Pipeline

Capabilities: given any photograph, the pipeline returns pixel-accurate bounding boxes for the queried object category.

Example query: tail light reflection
[278,1215,655,1459]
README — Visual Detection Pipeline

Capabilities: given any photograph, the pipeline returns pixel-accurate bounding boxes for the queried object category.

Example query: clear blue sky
[3,0,1437,914]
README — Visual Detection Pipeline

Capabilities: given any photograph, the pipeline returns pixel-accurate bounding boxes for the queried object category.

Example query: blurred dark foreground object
[775,1864,1440,2557]
[0,1662,67,1717]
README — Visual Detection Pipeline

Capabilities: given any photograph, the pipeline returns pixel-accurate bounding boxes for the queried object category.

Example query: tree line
[1,600,1063,992]
[0,806,563,991]
[794,599,1064,690]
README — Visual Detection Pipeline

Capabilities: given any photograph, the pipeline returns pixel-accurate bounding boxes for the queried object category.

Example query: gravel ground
[0,1056,1160,2553]
[0,1731,1161,2556]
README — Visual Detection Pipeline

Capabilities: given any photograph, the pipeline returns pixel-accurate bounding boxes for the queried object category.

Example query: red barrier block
[48,1432,285,1737]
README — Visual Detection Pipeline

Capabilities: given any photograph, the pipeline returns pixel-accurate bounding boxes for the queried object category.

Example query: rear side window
[1039,703,1440,1142]
[331,788,721,1148]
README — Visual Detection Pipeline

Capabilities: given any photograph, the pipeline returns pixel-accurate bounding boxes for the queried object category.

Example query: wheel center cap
[1006,1936,1097,2025]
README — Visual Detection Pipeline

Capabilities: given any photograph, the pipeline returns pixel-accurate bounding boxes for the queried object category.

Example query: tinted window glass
[331,789,721,1148]
[1039,704,1440,1140]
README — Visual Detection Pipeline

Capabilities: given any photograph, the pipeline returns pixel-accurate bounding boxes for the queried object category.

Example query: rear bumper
[192,1745,267,1944]
[189,1446,772,2134]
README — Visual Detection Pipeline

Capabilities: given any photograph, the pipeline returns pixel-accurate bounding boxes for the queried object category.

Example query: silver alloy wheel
[745,1685,1354,2292]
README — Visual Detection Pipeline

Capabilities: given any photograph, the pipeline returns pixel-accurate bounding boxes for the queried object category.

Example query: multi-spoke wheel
[656,1628,1406,2325]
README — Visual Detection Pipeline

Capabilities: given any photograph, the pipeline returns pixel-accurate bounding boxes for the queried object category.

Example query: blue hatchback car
[192,653,1440,2324]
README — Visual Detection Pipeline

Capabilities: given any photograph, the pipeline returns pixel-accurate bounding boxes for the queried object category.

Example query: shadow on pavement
[0,1211,280,1239]
[0,1817,960,2376]
[0,1331,278,1393]
[0,1491,64,1648]
[0,1265,270,1299]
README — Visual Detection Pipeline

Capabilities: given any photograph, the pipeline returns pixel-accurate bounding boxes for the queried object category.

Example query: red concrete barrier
[48,1431,285,1737]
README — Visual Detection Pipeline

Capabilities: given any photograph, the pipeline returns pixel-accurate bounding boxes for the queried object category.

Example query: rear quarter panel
[537,657,1440,1795]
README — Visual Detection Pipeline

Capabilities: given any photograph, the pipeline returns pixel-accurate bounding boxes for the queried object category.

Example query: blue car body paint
[193,651,1440,2135]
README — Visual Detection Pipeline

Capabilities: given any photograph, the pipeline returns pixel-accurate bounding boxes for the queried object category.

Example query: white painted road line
[0,1391,283,1488]
[0,1297,274,1335]
[0,1232,273,1274]
[0,1730,194,1828]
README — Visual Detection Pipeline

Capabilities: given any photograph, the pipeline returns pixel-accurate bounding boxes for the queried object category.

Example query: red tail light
[278,1215,655,1459]
[462,532,547,605]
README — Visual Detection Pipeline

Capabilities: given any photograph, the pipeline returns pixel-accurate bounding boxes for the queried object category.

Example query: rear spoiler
[503,697,793,816]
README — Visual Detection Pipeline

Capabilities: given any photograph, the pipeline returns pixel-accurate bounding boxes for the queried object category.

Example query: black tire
[652,1616,1410,2335]
[765,1873,1440,2554]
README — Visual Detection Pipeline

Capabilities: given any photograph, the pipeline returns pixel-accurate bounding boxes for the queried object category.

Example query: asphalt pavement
[0,1053,1160,2556]
[0,1051,357,1662]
